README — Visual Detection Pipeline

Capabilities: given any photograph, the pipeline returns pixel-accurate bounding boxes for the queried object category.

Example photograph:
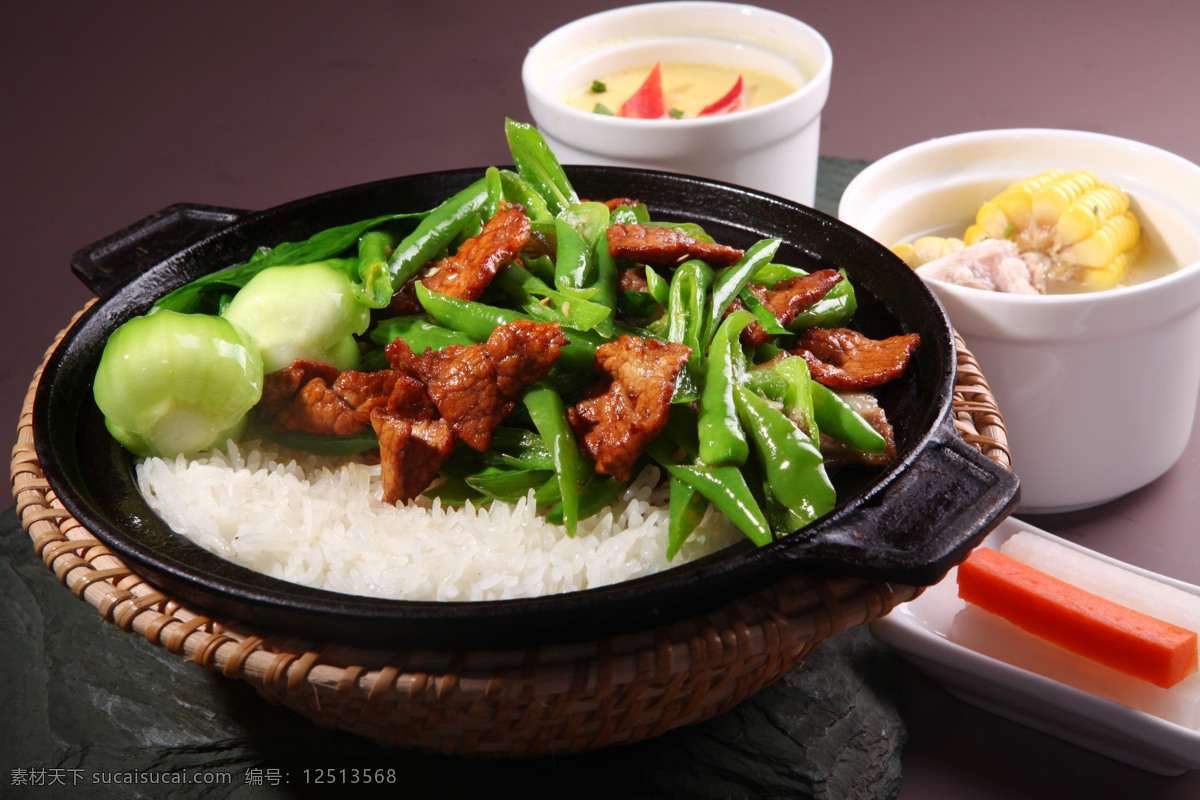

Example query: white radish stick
[1000,531,1200,641]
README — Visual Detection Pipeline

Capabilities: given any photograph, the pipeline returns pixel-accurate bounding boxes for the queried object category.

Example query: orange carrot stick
[957,546,1199,689]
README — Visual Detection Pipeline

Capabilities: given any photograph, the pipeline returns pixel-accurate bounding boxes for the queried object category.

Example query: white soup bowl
[522,2,832,206]
[838,128,1200,514]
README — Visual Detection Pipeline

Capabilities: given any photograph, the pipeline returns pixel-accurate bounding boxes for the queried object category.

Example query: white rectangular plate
[869,516,1200,775]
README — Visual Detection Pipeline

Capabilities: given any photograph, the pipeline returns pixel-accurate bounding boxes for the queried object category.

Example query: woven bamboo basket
[11,305,1011,758]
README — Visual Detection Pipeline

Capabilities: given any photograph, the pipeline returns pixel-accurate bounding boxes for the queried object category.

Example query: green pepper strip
[703,238,781,348]
[811,381,888,453]
[643,265,671,308]
[645,220,715,243]
[505,118,579,218]
[414,281,602,372]
[734,384,836,532]
[530,218,558,249]
[465,467,555,502]
[522,253,557,286]
[483,426,556,470]
[355,230,396,309]
[665,259,713,377]
[666,477,709,560]
[789,270,857,330]
[737,284,790,336]
[740,369,785,400]
[493,262,610,333]
[370,315,475,351]
[423,477,482,506]
[483,166,503,221]
[439,426,555,478]
[617,291,660,319]
[609,205,648,226]
[386,177,488,291]
[498,169,552,222]
[697,309,755,467]
[742,355,819,441]
[553,202,616,337]
[523,382,582,537]
[257,427,380,455]
[552,220,591,289]
[751,341,784,365]
[749,262,807,285]
[592,226,618,336]
[546,475,629,527]
[648,439,772,547]
[554,204,605,288]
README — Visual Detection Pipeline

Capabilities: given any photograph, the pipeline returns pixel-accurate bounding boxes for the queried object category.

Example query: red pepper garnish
[698,75,746,117]
[618,63,668,119]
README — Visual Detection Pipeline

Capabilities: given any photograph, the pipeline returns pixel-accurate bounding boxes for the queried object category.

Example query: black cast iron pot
[33,166,1019,650]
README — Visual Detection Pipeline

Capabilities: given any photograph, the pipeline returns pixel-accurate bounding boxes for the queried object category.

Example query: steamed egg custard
[562,62,797,118]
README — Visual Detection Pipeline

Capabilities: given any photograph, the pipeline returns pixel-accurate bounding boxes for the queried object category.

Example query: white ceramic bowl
[838,129,1200,514]
[522,2,832,206]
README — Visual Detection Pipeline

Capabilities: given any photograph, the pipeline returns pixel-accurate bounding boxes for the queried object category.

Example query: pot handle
[71,203,248,297]
[788,419,1021,586]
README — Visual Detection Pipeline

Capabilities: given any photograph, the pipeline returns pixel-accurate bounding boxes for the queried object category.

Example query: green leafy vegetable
[153,213,417,315]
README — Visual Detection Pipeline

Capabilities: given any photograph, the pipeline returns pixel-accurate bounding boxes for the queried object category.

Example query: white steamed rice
[135,438,742,602]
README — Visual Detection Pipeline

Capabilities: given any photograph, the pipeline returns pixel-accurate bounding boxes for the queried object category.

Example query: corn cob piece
[1061,211,1142,289]
[935,169,1143,291]
[1032,170,1101,227]
[1077,250,1140,291]
[891,235,966,268]
[1056,184,1132,245]
[972,169,1065,239]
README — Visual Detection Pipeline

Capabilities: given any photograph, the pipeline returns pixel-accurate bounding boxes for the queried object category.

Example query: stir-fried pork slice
[268,375,368,436]
[259,319,564,498]
[485,319,570,400]
[330,370,400,416]
[607,223,744,268]
[383,335,421,374]
[386,338,497,452]
[421,204,531,301]
[916,238,1046,295]
[618,265,650,293]
[333,369,438,422]
[260,358,439,436]
[568,336,692,482]
[394,320,568,452]
[384,204,531,315]
[735,269,844,346]
[793,328,921,391]
[383,286,424,317]
[370,410,455,504]
[258,359,340,419]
